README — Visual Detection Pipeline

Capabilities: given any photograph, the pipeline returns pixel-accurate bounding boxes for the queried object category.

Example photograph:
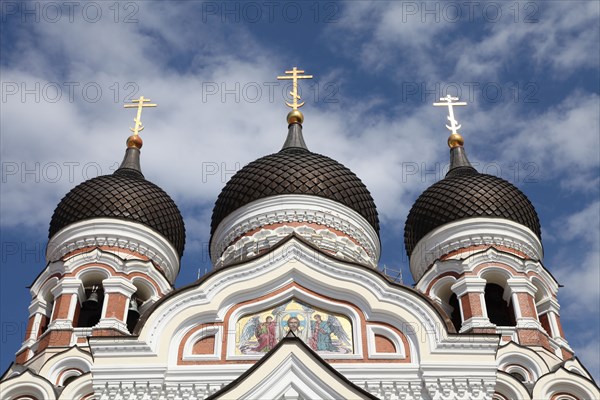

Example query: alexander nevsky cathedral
[1,68,599,399]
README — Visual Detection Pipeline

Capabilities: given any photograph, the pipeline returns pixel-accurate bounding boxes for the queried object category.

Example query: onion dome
[404,138,540,258]
[210,114,379,267]
[49,137,186,257]
[210,67,379,267]
[211,124,379,235]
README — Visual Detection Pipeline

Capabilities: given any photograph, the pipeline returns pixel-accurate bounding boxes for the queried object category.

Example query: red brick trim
[440,245,531,261]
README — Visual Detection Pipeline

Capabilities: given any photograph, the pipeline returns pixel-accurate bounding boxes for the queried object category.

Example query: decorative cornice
[91,375,504,400]
[102,277,137,296]
[50,278,85,299]
[536,297,561,315]
[410,218,543,282]
[506,277,538,297]
[216,224,376,268]
[211,194,380,265]
[46,218,180,283]
[451,276,487,297]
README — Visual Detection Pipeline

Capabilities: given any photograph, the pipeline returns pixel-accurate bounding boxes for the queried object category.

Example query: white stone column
[96,277,137,333]
[47,278,84,330]
[505,277,542,330]
[21,299,48,347]
[451,276,494,332]
[537,297,570,348]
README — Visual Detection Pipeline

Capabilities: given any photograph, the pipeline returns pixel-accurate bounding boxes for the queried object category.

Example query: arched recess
[497,342,549,382]
[48,357,91,387]
[532,368,600,400]
[563,358,593,379]
[531,276,553,335]
[552,394,578,400]
[366,324,408,359]
[130,277,158,311]
[494,371,531,400]
[505,364,532,383]
[180,325,222,362]
[531,277,551,304]
[57,372,93,400]
[38,347,93,387]
[0,370,57,400]
[480,267,516,327]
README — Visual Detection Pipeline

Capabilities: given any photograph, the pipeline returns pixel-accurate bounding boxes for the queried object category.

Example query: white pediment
[208,337,376,400]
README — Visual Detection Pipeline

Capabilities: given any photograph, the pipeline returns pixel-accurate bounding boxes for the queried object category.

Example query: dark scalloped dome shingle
[211,148,379,234]
[404,169,540,256]
[49,169,185,256]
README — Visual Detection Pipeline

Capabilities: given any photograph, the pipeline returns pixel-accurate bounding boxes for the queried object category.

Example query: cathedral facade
[1,74,599,399]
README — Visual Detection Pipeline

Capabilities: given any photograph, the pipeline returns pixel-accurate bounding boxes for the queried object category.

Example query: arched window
[510,371,526,382]
[485,283,515,326]
[62,374,78,386]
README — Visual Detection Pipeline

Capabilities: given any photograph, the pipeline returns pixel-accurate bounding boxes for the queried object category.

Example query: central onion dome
[211,127,379,234]
[210,121,380,267]
[49,138,186,257]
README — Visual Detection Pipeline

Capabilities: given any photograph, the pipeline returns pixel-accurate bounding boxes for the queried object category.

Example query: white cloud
[498,93,600,191]
[329,2,600,81]
[552,201,600,308]
[0,2,456,234]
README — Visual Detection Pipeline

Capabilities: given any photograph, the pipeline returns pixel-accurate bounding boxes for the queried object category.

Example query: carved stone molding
[211,194,380,266]
[216,224,376,268]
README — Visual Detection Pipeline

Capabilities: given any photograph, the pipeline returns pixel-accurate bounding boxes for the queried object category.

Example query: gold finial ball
[448,133,464,148]
[286,110,304,125]
[127,134,143,149]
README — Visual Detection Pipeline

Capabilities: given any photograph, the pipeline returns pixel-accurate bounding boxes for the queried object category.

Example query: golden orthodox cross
[277,67,313,110]
[124,96,158,135]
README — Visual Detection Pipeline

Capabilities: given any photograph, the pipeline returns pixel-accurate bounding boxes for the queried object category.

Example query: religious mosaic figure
[286,316,301,335]
[253,316,276,352]
[309,314,350,352]
[239,315,276,353]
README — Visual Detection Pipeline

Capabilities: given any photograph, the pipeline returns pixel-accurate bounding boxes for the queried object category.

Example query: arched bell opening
[532,277,554,336]
[484,283,516,327]
[126,296,141,333]
[429,276,462,332]
[77,285,104,328]
[40,289,54,335]
[126,280,154,333]
[74,270,111,328]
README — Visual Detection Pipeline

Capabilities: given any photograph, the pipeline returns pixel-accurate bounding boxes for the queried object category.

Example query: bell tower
[404,96,571,361]
[15,97,186,369]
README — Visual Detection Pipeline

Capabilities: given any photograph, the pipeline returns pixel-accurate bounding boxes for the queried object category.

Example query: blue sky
[1,0,599,381]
